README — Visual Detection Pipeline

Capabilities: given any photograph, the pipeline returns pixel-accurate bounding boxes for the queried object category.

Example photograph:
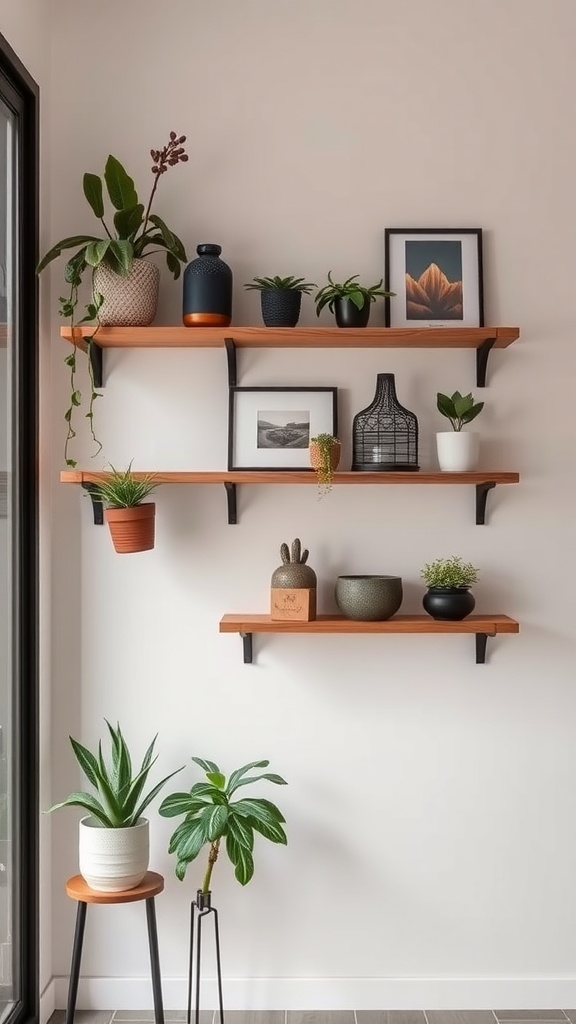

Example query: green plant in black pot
[244,275,316,327]
[420,555,479,621]
[315,272,394,328]
[159,755,287,890]
[36,131,189,467]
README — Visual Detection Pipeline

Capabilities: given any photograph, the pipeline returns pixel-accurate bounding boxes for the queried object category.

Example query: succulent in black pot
[420,556,479,621]
[244,275,316,327]
[315,272,395,328]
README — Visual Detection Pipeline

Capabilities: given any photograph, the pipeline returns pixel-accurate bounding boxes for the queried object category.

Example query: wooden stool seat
[66,870,164,904]
[64,870,165,1024]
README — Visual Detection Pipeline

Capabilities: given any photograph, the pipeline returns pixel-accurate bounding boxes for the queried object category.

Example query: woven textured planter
[105,503,156,553]
[79,816,149,892]
[93,258,160,326]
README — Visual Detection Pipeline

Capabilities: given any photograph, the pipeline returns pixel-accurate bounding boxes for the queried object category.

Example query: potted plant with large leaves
[159,756,287,1024]
[435,390,484,471]
[47,721,183,892]
[315,272,394,327]
[244,275,316,327]
[36,131,189,467]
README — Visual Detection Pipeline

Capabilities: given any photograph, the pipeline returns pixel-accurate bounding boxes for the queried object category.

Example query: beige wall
[42,0,576,1010]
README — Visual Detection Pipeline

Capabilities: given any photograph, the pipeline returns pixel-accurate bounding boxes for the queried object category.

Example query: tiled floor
[46,1010,576,1024]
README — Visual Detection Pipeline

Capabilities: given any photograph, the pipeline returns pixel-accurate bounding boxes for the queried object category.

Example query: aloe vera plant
[48,721,183,827]
[159,757,287,889]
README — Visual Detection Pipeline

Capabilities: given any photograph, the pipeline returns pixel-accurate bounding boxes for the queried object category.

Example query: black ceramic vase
[261,289,301,327]
[422,587,476,621]
[182,243,233,327]
[334,297,371,328]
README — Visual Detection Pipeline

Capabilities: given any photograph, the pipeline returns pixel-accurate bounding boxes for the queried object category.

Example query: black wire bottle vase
[352,373,419,472]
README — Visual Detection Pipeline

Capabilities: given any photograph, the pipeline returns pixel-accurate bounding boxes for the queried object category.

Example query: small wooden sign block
[270,588,317,621]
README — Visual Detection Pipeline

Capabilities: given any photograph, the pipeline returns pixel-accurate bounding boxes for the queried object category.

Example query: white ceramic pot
[93,258,160,326]
[79,816,149,892]
[436,431,480,472]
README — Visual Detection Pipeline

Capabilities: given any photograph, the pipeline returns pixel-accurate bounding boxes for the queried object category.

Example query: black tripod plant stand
[187,890,225,1024]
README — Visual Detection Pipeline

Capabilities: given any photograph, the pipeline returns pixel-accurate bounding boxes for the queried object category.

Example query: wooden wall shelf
[61,325,520,388]
[60,469,520,526]
[219,613,520,664]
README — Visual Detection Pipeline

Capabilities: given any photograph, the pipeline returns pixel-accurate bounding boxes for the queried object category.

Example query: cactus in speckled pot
[271,539,317,589]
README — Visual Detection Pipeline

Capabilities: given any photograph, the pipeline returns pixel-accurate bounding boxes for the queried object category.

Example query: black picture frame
[384,228,484,328]
[228,386,338,471]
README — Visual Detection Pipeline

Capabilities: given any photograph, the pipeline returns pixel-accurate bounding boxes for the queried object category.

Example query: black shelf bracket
[81,483,104,525]
[225,337,237,387]
[87,340,104,389]
[224,482,237,525]
[475,481,496,525]
[240,631,253,664]
[476,337,497,388]
[476,632,495,664]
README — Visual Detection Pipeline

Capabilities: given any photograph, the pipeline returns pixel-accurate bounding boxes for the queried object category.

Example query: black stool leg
[66,900,87,1024]
[145,896,165,1024]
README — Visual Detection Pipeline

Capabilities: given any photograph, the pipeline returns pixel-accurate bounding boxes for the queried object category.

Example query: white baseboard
[40,977,56,1024]
[52,975,576,1011]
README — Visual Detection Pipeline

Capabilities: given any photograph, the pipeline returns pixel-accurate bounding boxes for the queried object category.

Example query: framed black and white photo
[384,228,484,328]
[228,386,338,470]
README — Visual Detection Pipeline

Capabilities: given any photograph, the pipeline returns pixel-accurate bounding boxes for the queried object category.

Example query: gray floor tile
[215,1015,284,1024]
[357,1014,426,1024]
[49,1014,114,1024]
[287,1014,354,1024]
[495,1015,567,1022]
[114,1015,209,1024]
[426,1014,496,1024]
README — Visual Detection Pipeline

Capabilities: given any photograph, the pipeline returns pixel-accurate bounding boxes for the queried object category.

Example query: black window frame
[0,30,39,1024]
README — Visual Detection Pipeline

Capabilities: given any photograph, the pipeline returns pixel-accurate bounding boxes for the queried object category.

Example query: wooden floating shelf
[61,324,519,349]
[219,613,520,665]
[61,469,519,527]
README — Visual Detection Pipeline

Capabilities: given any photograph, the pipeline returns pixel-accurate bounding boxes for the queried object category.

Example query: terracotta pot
[105,503,156,553]
[309,439,341,475]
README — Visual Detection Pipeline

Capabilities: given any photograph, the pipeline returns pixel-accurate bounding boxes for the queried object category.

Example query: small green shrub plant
[421,556,479,590]
[315,272,393,315]
[89,462,158,508]
[436,391,484,431]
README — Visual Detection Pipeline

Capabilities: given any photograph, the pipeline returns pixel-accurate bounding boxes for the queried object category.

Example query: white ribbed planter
[79,816,149,892]
[436,431,480,472]
[93,258,159,326]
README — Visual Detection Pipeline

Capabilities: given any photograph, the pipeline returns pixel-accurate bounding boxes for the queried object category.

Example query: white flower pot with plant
[435,389,484,471]
[48,721,183,892]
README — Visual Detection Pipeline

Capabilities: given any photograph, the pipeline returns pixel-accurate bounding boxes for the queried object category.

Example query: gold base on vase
[183,312,232,327]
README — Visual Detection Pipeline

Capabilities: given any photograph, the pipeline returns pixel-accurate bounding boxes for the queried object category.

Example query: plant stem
[140,173,160,248]
[100,217,113,240]
[201,839,221,894]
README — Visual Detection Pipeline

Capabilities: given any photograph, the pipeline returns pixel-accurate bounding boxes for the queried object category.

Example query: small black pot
[261,289,302,327]
[422,587,476,621]
[334,297,371,328]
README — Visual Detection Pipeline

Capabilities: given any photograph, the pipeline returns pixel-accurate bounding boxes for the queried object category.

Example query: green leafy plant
[310,433,340,497]
[159,756,287,890]
[436,390,484,431]
[47,721,183,828]
[315,272,394,315]
[36,131,189,467]
[89,462,158,508]
[244,275,316,293]
[420,555,479,589]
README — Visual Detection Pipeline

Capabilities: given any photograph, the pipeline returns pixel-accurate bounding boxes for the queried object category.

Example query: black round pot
[261,289,302,327]
[422,587,476,621]
[334,297,371,328]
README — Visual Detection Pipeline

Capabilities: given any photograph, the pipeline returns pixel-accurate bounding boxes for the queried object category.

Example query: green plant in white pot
[47,721,183,892]
[436,390,484,471]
